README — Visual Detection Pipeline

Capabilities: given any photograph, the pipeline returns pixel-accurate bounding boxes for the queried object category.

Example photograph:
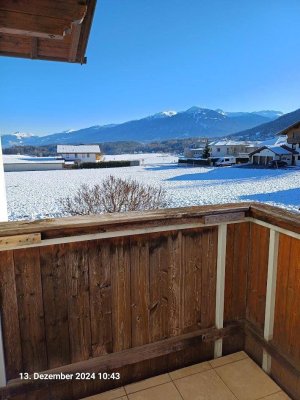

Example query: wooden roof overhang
[0,0,97,64]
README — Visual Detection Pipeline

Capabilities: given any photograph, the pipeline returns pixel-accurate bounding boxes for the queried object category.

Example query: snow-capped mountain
[1,107,284,147]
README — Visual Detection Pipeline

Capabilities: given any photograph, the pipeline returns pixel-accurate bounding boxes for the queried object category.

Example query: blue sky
[1,0,300,136]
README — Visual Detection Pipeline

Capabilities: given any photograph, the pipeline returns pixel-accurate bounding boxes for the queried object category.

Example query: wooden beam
[0,10,70,39]
[31,37,38,59]
[0,323,241,398]
[0,1,87,22]
[68,21,82,62]
[203,211,245,225]
[0,233,41,251]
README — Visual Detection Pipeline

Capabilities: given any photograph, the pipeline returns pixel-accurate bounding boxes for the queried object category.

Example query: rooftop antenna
[0,137,8,222]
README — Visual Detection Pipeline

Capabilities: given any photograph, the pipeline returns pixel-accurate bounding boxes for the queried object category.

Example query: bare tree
[60,175,167,216]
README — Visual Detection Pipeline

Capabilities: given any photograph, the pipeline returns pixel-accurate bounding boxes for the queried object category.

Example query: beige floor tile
[260,392,291,400]
[215,358,280,400]
[125,374,171,395]
[209,351,248,368]
[174,369,237,400]
[128,382,182,400]
[81,387,126,400]
[169,361,211,380]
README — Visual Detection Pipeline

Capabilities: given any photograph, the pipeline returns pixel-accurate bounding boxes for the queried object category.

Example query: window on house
[217,148,220,152]
[87,154,90,158]
[75,153,78,157]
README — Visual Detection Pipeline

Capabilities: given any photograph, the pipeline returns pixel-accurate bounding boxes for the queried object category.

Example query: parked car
[215,156,236,167]
[267,160,288,168]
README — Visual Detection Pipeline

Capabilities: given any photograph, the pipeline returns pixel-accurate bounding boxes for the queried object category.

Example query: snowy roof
[260,136,287,146]
[57,145,100,154]
[210,140,261,147]
[250,145,298,156]
[3,155,64,164]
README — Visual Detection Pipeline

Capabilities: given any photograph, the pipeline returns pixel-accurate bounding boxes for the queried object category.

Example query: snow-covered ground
[4,153,300,221]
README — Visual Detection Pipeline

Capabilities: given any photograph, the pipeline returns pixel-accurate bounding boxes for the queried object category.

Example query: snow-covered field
[5,153,300,221]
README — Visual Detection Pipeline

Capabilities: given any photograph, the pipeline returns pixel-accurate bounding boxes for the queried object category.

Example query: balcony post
[0,313,6,388]
[214,223,227,358]
[262,229,279,374]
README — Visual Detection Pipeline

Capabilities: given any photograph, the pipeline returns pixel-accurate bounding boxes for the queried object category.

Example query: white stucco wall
[61,153,97,162]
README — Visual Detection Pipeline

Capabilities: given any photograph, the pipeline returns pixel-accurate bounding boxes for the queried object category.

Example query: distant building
[3,155,65,172]
[249,145,298,166]
[57,145,102,163]
[183,147,204,158]
[209,140,261,158]
[276,122,300,166]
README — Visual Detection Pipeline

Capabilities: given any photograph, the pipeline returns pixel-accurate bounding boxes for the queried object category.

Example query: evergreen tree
[202,141,210,159]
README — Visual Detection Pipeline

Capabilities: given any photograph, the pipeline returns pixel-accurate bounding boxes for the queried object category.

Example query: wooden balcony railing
[0,203,299,400]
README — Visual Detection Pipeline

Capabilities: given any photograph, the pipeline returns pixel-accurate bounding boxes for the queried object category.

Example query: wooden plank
[203,211,245,224]
[148,233,169,342]
[0,251,22,380]
[65,242,91,363]
[246,223,269,331]
[0,10,70,39]
[130,236,150,347]
[0,233,41,250]
[40,244,71,368]
[88,240,113,357]
[0,323,241,399]
[68,21,82,62]
[1,1,87,21]
[167,231,183,337]
[223,222,249,354]
[111,238,131,352]
[14,248,48,373]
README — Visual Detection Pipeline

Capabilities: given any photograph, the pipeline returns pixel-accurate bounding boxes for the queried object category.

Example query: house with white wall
[249,145,298,166]
[57,145,102,163]
[276,122,300,166]
[209,140,261,158]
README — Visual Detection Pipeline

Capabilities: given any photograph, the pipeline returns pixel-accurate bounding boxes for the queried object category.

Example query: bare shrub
[60,175,167,216]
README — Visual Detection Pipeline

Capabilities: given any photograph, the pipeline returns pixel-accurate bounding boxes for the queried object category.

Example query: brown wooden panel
[246,223,269,331]
[273,235,300,363]
[130,236,150,347]
[1,1,86,21]
[111,238,131,352]
[88,240,113,357]
[149,233,169,342]
[0,251,22,380]
[40,245,71,368]
[271,358,300,400]
[14,248,48,373]
[65,242,91,363]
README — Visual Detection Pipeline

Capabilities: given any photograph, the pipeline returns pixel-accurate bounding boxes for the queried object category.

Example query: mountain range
[0,107,292,148]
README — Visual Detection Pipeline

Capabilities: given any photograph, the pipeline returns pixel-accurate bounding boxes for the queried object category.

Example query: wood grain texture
[246,223,269,331]
[65,242,91,363]
[88,240,113,357]
[14,248,48,373]
[0,251,22,379]
[40,244,71,368]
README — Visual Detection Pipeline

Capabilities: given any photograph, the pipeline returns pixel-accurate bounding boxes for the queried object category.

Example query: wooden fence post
[262,229,279,373]
[0,313,6,388]
[214,223,227,358]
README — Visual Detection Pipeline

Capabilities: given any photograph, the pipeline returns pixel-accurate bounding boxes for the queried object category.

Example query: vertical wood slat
[89,240,113,357]
[40,244,71,368]
[0,251,22,380]
[14,248,48,373]
[214,224,227,358]
[65,242,91,363]
[262,229,279,373]
[111,238,131,353]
